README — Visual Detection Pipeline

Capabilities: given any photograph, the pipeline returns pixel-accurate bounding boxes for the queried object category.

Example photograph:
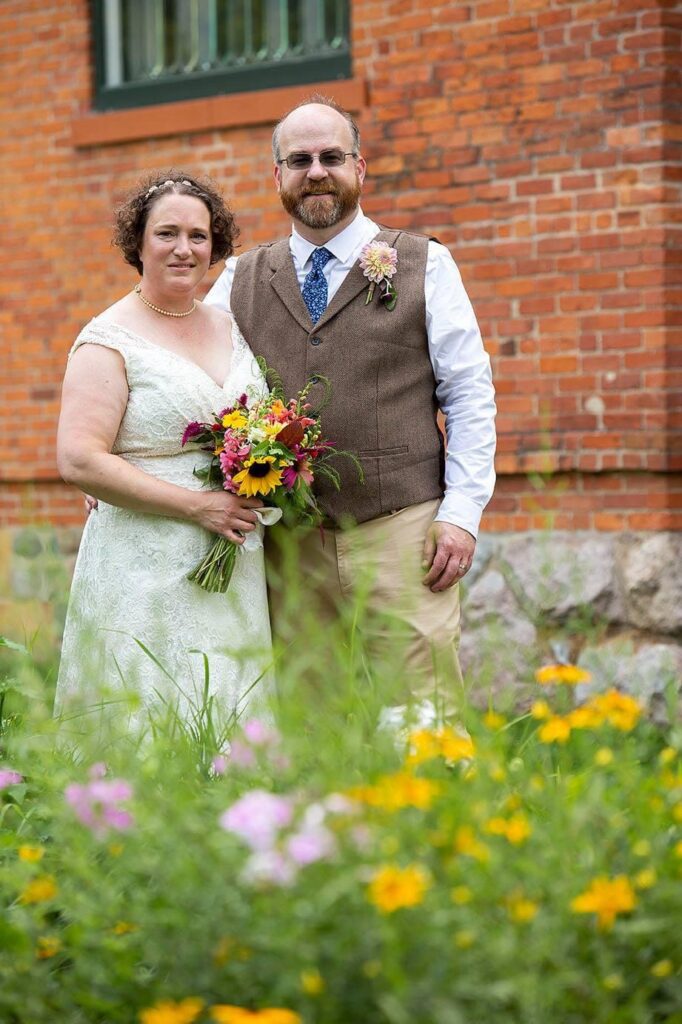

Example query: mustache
[299,183,340,196]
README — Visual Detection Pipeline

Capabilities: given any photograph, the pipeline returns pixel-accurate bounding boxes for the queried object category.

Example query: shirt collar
[290,208,379,268]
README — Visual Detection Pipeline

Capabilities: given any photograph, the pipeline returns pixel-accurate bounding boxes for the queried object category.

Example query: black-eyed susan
[232,457,283,498]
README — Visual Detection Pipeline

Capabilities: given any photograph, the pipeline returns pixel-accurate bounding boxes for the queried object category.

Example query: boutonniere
[359,241,398,311]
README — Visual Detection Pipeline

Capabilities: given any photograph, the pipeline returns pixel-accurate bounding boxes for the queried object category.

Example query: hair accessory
[134,284,196,318]
[144,179,193,200]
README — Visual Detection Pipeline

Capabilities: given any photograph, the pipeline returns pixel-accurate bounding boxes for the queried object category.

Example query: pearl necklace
[135,284,196,318]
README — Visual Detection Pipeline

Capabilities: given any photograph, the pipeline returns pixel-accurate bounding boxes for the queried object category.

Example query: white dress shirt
[206,209,496,538]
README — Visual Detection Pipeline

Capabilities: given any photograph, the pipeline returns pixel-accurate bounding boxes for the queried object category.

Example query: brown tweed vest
[231,228,444,525]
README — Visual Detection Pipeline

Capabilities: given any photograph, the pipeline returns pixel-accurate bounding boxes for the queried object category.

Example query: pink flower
[228,739,257,769]
[219,790,293,851]
[242,719,279,746]
[0,769,23,790]
[211,754,229,776]
[286,825,336,866]
[359,241,398,283]
[65,772,134,839]
[181,421,203,446]
[282,454,314,491]
[241,849,298,887]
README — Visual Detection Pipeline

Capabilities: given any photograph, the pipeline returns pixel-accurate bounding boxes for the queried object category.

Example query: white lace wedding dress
[55,316,274,730]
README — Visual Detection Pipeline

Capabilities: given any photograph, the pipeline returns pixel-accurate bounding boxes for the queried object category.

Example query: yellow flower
[451,885,472,905]
[300,968,324,995]
[570,875,636,930]
[634,867,657,890]
[139,998,204,1024]
[406,727,474,766]
[651,959,673,978]
[454,825,490,862]
[108,842,124,857]
[211,1009,300,1024]
[568,705,603,730]
[539,716,571,744]
[675,840,682,858]
[222,410,248,430]
[632,840,651,858]
[18,845,44,863]
[659,747,677,766]
[505,813,532,845]
[19,876,57,904]
[368,863,431,914]
[535,664,591,686]
[484,814,531,845]
[585,689,642,731]
[36,935,62,959]
[348,772,440,812]
[603,973,624,991]
[232,457,283,498]
[530,700,551,720]
[594,747,614,766]
[483,710,506,730]
[673,802,682,824]
[488,761,507,782]
[506,893,539,923]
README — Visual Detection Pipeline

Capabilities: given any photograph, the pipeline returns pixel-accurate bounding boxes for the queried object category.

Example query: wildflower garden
[1,590,681,1024]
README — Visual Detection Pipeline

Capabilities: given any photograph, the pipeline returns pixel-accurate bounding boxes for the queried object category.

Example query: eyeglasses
[277,149,358,171]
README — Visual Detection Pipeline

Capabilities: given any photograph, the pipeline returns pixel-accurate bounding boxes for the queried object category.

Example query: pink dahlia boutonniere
[359,241,398,311]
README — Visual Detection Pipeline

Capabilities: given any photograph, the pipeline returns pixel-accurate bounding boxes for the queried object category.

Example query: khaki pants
[266,499,465,712]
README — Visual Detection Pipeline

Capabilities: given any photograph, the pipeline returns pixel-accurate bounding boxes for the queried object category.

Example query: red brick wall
[1,0,680,531]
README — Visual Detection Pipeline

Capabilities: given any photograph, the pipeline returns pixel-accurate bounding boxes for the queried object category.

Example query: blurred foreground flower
[571,875,636,930]
[368,863,431,913]
[211,1007,301,1023]
[220,790,294,851]
[535,664,591,685]
[0,769,23,789]
[139,998,204,1024]
[65,767,134,839]
[19,876,57,905]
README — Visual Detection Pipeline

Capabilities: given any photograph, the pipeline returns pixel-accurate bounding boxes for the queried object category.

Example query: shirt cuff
[433,493,485,539]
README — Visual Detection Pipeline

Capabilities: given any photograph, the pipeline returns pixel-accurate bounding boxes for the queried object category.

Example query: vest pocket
[358,445,409,459]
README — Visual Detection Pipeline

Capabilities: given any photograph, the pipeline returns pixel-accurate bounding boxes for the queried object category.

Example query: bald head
[272,98,360,163]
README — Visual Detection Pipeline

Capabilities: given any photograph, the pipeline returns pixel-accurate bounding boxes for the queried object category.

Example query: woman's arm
[57,344,260,544]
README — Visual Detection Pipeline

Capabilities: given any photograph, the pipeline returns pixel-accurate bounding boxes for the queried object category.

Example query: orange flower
[368,863,431,913]
[571,875,636,930]
[535,664,591,686]
[538,716,571,744]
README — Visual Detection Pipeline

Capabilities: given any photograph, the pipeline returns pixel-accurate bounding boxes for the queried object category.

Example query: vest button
[310,336,321,346]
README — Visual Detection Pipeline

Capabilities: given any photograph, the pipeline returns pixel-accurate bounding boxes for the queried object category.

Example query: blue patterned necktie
[301,247,333,323]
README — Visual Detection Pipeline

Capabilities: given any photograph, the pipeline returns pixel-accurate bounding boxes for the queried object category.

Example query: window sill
[72,78,367,149]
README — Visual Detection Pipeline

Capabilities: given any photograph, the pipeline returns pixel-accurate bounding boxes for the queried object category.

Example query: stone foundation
[1,526,680,708]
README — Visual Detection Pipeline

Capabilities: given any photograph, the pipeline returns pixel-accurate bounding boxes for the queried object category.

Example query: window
[92,0,351,111]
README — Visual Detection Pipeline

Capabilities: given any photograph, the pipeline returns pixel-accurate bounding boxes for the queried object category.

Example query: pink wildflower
[241,849,298,888]
[242,719,279,746]
[0,770,23,790]
[211,754,229,776]
[286,826,336,866]
[65,772,134,839]
[228,739,257,769]
[219,790,293,851]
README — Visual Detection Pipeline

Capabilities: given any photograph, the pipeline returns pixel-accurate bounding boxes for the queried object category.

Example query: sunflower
[232,456,283,497]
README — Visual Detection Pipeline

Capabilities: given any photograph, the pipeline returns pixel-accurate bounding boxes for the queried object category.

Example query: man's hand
[422,522,476,592]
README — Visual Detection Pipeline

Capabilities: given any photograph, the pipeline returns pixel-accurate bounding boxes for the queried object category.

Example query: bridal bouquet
[182,364,360,592]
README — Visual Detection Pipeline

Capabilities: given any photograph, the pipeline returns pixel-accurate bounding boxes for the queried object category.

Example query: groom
[206,96,496,705]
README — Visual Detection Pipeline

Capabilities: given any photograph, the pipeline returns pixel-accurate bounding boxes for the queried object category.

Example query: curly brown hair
[113,171,239,274]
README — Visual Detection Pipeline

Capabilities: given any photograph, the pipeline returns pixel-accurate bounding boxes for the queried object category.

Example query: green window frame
[91,0,351,111]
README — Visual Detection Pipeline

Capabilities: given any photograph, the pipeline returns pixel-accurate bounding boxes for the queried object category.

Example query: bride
[55,173,273,731]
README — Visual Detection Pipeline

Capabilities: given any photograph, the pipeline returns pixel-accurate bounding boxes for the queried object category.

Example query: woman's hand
[190,491,263,545]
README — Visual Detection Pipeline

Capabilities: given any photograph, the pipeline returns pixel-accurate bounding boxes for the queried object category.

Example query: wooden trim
[72,78,368,148]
